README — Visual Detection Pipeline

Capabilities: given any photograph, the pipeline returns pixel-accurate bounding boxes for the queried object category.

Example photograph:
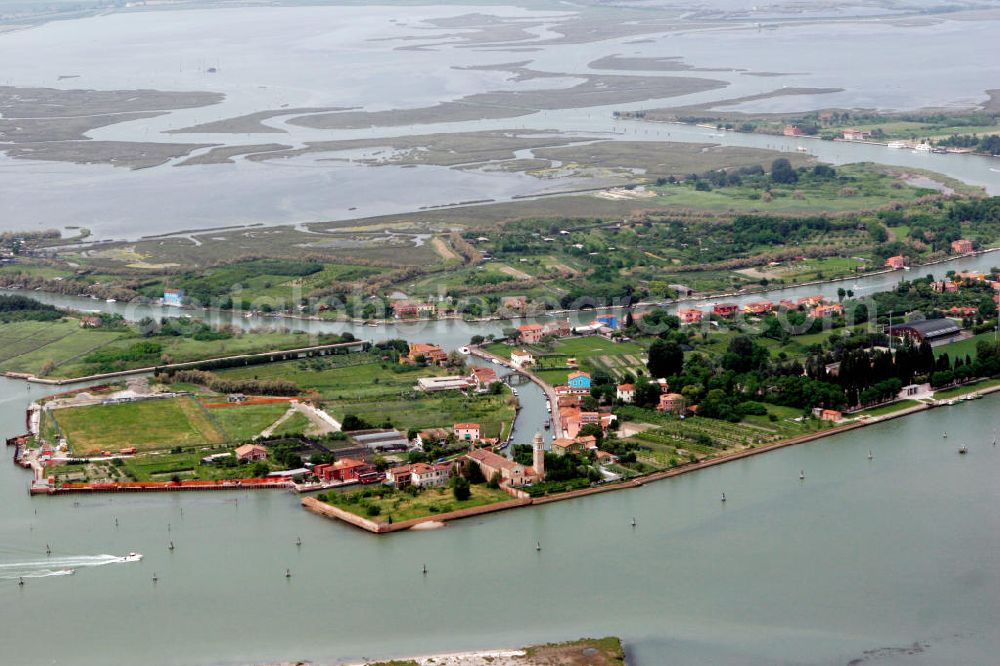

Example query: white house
[510,349,535,369]
[410,462,451,488]
[616,383,635,403]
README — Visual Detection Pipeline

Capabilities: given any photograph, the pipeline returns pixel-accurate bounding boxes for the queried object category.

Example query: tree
[452,475,471,501]
[721,335,769,374]
[341,414,371,431]
[578,422,604,446]
[770,158,798,184]
[463,460,485,484]
[634,381,661,408]
[647,339,684,379]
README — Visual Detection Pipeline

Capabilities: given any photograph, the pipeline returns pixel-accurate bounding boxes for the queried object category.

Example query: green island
[3,162,998,315]
[634,97,1000,155]
[5,161,1000,526]
[0,295,356,380]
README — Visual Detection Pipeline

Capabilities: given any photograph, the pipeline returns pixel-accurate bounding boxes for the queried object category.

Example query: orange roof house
[678,308,703,324]
[402,342,447,365]
[951,239,973,254]
[744,300,773,315]
[517,324,544,344]
[885,255,907,270]
[812,303,844,317]
[234,444,268,461]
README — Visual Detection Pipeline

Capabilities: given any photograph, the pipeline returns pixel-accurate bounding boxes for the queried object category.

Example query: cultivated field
[52,397,226,455]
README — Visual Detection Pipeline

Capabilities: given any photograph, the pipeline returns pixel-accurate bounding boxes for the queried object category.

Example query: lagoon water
[3,3,1000,662]
[2,375,1000,665]
[3,251,1000,663]
[1,2,1000,238]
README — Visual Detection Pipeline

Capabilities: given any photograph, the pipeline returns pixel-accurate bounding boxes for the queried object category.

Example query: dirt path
[257,405,298,439]
[497,264,532,280]
[431,236,460,261]
[295,402,340,433]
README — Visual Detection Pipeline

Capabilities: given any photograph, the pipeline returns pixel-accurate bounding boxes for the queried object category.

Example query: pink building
[885,255,907,270]
[678,308,703,324]
[454,423,481,442]
[517,324,544,344]
[657,393,686,413]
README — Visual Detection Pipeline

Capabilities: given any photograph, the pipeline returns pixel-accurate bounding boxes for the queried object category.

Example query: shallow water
[1,375,999,665]
[1,3,999,239]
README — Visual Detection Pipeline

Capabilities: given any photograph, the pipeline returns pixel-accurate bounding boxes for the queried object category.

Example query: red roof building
[951,239,974,254]
[744,300,773,315]
[678,308,703,324]
[712,303,739,318]
[517,324,544,344]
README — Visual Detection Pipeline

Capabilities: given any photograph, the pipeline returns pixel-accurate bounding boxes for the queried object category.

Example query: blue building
[596,315,619,330]
[567,371,592,390]
[163,288,185,307]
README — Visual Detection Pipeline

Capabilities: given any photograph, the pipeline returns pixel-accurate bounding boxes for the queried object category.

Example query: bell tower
[532,432,545,481]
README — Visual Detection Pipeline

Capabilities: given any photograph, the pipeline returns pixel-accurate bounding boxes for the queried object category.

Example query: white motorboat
[459,346,470,355]
[887,141,908,149]
[120,552,143,563]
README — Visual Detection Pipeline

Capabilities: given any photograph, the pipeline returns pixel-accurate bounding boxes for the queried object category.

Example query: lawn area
[536,368,573,385]
[856,399,921,417]
[933,378,1000,400]
[483,343,512,358]
[550,336,644,359]
[0,317,344,379]
[329,393,516,440]
[204,402,293,441]
[498,335,648,383]
[216,353,517,438]
[214,354,447,400]
[934,331,998,361]
[53,397,227,455]
[323,484,512,523]
[272,411,312,437]
[0,319,127,375]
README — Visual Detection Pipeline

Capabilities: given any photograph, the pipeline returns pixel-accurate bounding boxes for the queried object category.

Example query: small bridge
[501,372,532,387]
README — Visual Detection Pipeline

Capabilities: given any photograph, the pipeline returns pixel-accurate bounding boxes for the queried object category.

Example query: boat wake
[0,554,124,580]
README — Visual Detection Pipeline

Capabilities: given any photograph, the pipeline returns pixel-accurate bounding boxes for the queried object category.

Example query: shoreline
[304,379,1000,534]
[3,246,996,341]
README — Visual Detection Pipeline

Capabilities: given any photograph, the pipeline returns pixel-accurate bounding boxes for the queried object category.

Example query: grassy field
[216,354,516,438]
[329,393,516,440]
[489,336,647,383]
[324,484,512,523]
[272,411,312,437]
[619,403,819,469]
[934,331,999,361]
[53,397,227,455]
[215,354,448,400]
[933,378,1000,400]
[0,319,126,375]
[856,399,922,417]
[204,402,292,441]
[0,317,339,379]
[649,163,934,213]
